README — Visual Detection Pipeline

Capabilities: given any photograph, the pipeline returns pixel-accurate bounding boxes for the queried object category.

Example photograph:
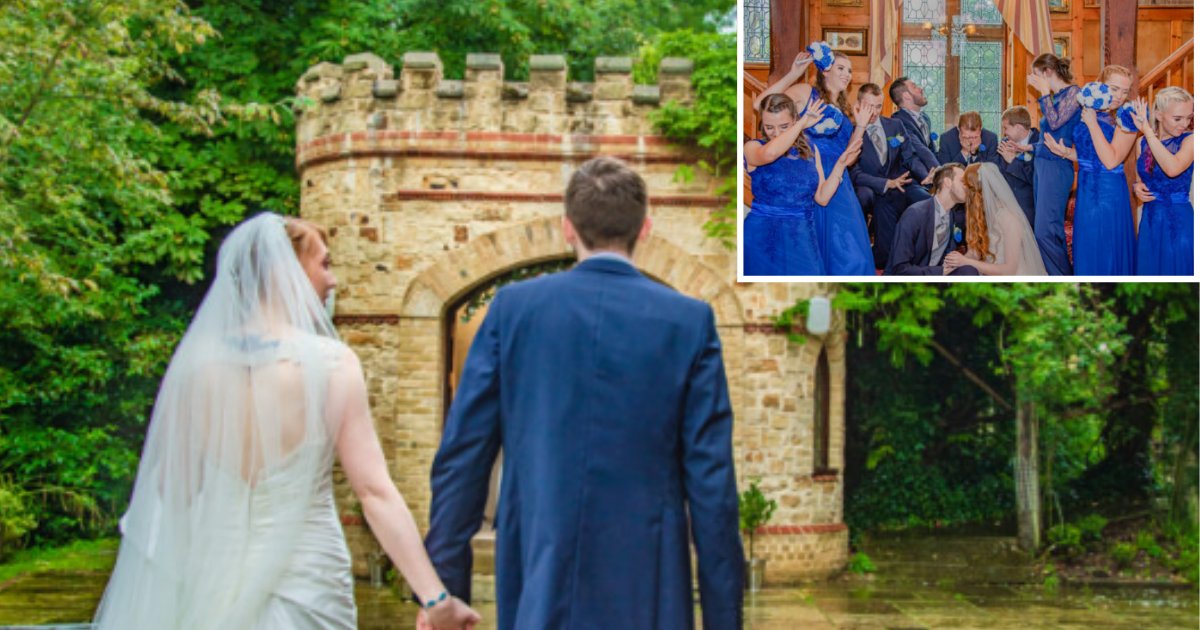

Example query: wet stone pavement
[1,573,1197,629]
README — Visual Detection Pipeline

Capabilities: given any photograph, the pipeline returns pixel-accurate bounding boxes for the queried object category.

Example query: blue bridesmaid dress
[1033,85,1082,275]
[1071,111,1135,275]
[802,92,875,275]
[1136,132,1194,275]
[743,140,826,275]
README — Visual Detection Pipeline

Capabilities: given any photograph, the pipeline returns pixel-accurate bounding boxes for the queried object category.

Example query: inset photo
[741,0,1194,279]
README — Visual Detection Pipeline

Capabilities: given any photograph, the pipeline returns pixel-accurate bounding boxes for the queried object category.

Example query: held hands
[1133,180,1158,203]
[943,251,967,272]
[886,171,913,192]
[417,596,482,630]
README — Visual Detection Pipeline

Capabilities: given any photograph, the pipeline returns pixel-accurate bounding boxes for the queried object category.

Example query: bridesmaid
[754,45,875,275]
[1048,65,1138,275]
[1131,88,1194,275]
[743,95,862,275]
[1027,53,1080,275]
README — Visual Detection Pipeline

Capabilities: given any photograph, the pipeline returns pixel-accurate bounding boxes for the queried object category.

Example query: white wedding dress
[971,163,1048,276]
[94,215,359,629]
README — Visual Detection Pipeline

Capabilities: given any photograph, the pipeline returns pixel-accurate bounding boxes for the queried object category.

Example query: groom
[422,157,744,629]
[886,163,979,276]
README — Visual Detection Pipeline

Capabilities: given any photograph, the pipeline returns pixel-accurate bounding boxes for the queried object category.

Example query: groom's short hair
[930,163,963,194]
[565,157,648,253]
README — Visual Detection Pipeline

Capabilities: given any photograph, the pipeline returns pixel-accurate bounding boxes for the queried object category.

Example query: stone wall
[297,50,848,584]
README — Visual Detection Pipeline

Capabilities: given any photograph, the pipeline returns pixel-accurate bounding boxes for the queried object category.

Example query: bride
[943,162,1048,276]
[93,214,481,629]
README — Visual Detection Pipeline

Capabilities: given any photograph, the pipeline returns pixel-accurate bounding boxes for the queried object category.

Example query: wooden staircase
[743,71,766,206]
[1139,37,1193,103]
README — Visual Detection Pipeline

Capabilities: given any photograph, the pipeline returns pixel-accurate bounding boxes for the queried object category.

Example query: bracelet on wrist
[424,591,448,609]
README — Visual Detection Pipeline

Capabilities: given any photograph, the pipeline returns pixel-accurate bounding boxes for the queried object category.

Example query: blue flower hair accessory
[888,135,904,148]
[807,41,835,71]
[1116,102,1139,133]
[1077,82,1114,111]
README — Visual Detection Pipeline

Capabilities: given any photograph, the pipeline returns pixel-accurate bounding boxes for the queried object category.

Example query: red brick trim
[382,189,726,208]
[756,523,848,535]
[296,132,679,172]
[742,323,805,335]
[333,314,401,326]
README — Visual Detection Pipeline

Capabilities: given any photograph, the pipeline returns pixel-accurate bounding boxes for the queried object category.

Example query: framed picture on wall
[1053,33,1071,59]
[822,27,868,56]
[1049,0,1070,12]
[825,0,865,7]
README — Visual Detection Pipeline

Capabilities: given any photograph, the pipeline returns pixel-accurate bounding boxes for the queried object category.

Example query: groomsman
[992,106,1040,227]
[937,111,999,166]
[888,76,940,165]
[851,83,937,269]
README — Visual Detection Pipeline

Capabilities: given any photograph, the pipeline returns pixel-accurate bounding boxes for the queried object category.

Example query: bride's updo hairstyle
[962,163,992,263]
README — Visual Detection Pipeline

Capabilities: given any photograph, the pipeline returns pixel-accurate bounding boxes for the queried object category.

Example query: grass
[0,538,118,585]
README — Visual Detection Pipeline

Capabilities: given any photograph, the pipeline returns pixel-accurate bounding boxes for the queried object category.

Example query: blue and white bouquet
[1116,102,1139,133]
[807,41,835,71]
[1077,82,1114,111]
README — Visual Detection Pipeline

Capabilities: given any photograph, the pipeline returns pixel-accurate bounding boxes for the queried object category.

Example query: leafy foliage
[738,478,776,561]
[826,284,1196,546]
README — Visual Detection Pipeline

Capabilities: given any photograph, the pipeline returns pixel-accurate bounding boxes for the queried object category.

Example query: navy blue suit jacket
[851,116,938,193]
[989,129,1040,227]
[425,256,744,630]
[936,127,1000,166]
[885,197,968,275]
[893,108,940,166]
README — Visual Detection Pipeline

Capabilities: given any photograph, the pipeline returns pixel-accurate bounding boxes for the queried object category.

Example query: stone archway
[399,215,744,326]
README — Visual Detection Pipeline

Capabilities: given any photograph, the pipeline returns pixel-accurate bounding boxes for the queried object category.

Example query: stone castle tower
[294,50,848,584]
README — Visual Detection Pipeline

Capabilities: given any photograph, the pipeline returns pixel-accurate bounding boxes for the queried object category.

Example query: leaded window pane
[904,0,947,24]
[901,40,947,136]
[744,0,771,64]
[959,41,1003,133]
[961,0,1003,25]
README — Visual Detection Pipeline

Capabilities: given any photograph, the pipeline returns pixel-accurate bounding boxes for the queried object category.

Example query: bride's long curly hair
[962,163,993,263]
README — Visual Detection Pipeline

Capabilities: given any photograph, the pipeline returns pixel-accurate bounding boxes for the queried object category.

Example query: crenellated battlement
[294,51,694,145]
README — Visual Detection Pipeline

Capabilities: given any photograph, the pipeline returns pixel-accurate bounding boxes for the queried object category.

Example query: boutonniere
[953,226,964,244]
[930,131,939,142]
[978,144,987,153]
[888,135,904,148]
[1022,152,1033,162]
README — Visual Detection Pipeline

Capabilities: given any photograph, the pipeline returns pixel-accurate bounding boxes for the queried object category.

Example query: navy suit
[893,108,940,166]
[936,127,1000,167]
[885,197,979,276]
[425,256,744,630]
[989,129,1040,228]
[852,116,937,269]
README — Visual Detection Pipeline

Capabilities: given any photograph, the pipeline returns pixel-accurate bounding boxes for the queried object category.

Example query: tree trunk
[1016,397,1041,552]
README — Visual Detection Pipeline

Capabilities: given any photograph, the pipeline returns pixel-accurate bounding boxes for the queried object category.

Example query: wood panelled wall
[746,1,1193,140]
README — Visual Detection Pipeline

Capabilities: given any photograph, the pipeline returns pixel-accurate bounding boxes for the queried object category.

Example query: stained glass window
[901,40,947,136]
[744,0,771,64]
[959,42,1003,133]
[904,0,946,24]
[961,0,1002,25]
